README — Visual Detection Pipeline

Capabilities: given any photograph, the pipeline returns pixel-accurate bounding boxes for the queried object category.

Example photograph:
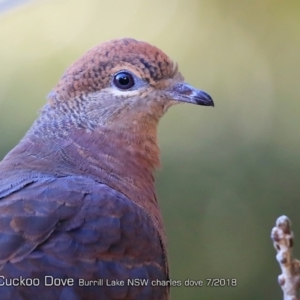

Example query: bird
[0,38,213,300]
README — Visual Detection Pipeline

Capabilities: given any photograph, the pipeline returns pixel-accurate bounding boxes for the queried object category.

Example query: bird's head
[46,38,213,131]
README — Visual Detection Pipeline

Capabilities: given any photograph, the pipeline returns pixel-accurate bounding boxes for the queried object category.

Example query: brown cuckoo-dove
[0,38,213,300]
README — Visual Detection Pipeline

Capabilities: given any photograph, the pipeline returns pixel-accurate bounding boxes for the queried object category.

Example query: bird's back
[0,171,168,300]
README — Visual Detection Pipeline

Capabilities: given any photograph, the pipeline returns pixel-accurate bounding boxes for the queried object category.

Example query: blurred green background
[1,0,300,299]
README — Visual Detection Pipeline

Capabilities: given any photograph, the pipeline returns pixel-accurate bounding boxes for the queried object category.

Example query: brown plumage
[0,38,213,300]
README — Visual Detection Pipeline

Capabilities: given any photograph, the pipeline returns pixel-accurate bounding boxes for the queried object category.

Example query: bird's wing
[0,174,168,300]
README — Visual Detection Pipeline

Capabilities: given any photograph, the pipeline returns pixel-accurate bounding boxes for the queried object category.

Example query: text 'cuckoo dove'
[0,38,213,300]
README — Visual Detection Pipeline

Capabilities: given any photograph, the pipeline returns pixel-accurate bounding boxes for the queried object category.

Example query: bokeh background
[1,0,300,299]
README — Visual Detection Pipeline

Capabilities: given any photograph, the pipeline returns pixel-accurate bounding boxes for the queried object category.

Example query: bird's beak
[167,82,214,107]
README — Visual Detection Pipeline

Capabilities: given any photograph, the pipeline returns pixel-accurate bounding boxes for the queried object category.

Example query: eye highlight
[113,72,135,90]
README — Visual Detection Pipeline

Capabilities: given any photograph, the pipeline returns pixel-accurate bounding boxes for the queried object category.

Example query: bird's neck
[3,105,164,225]
[58,123,161,207]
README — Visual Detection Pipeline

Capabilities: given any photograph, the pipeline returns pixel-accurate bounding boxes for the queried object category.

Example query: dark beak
[168,82,214,107]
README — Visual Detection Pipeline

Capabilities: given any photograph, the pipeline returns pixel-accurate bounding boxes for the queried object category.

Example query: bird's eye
[113,72,135,90]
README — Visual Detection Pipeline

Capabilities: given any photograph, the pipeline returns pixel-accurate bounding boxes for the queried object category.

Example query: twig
[271,215,300,300]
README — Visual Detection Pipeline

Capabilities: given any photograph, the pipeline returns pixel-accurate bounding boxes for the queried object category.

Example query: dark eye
[113,72,135,90]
